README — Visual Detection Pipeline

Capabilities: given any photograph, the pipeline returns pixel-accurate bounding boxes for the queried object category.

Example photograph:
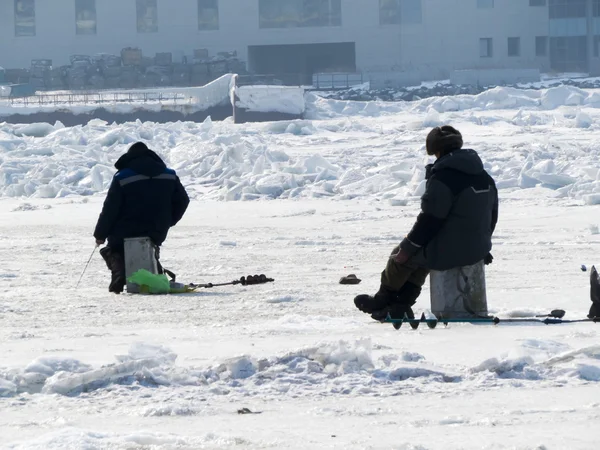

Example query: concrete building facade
[0,0,598,86]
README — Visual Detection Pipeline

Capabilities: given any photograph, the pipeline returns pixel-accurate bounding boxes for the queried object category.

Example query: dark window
[15,0,35,37]
[594,36,600,57]
[198,0,218,30]
[259,0,341,29]
[508,37,520,57]
[480,38,493,58]
[550,36,588,72]
[536,36,548,56]
[76,0,96,35]
[379,0,422,25]
[137,0,158,33]
[529,0,546,6]
[549,0,586,19]
[380,0,400,24]
[594,0,600,17]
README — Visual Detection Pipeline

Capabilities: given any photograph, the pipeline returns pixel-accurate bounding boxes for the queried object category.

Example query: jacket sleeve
[93,177,123,241]
[171,176,190,226]
[490,177,499,234]
[400,177,453,255]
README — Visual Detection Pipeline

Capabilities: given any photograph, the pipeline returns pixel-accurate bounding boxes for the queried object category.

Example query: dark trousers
[381,245,430,291]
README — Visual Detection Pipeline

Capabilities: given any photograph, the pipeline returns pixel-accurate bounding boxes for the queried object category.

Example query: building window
[508,37,520,56]
[15,0,35,37]
[259,0,341,29]
[594,35,600,57]
[550,35,588,72]
[529,0,546,6]
[380,0,400,24]
[198,0,218,30]
[549,0,586,19]
[594,0,600,16]
[137,0,158,33]
[477,0,494,8]
[379,0,422,25]
[536,36,548,56]
[480,38,493,57]
[76,0,97,35]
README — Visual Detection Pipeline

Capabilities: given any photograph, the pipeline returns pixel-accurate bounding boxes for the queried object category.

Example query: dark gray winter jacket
[400,149,498,271]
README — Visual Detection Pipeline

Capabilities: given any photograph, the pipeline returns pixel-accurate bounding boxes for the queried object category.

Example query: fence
[7,91,194,107]
[311,73,364,90]
[235,72,364,90]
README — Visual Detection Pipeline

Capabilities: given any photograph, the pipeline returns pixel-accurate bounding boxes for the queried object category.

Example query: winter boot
[354,285,398,315]
[99,247,126,294]
[370,282,422,322]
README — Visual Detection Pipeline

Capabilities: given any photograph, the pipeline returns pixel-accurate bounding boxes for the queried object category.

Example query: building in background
[0,0,599,89]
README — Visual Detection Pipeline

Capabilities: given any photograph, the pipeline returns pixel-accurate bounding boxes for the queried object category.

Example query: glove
[392,249,411,265]
[484,253,493,265]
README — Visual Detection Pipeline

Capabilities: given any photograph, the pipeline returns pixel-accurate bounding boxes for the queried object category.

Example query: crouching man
[93,142,190,293]
[354,126,499,320]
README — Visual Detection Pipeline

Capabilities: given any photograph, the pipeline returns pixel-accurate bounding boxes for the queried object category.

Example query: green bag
[127,269,171,294]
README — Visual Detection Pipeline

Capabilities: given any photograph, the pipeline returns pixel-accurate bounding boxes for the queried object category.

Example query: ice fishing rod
[384,310,600,330]
[75,244,99,289]
[188,274,274,289]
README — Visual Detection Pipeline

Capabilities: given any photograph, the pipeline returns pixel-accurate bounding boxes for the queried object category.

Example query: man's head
[426,126,463,158]
[127,142,149,155]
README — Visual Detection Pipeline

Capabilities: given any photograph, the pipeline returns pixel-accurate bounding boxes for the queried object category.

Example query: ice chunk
[576,111,593,128]
[13,123,55,138]
[0,378,17,397]
[25,356,92,377]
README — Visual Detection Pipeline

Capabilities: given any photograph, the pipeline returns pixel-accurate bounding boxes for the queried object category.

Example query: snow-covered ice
[2,85,600,203]
[1,85,600,449]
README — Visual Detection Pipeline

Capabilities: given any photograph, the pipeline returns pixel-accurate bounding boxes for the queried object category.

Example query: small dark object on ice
[237,407,262,415]
[582,265,588,272]
[339,274,361,285]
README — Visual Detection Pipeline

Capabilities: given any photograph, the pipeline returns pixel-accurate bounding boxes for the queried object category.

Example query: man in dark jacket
[94,142,190,293]
[354,126,498,320]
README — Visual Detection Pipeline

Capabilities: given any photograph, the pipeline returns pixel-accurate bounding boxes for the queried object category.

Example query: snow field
[1,196,600,449]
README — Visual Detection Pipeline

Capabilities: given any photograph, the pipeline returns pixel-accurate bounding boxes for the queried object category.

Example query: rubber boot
[354,285,398,315]
[368,282,422,322]
[386,282,422,320]
[99,247,126,294]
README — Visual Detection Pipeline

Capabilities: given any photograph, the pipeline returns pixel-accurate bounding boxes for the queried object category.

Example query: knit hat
[425,126,463,156]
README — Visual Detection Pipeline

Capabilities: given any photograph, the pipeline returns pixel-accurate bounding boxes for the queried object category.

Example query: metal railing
[236,73,310,87]
[235,72,364,90]
[311,72,364,90]
[7,91,194,107]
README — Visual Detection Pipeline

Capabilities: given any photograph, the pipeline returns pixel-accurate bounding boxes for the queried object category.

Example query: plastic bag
[127,269,171,294]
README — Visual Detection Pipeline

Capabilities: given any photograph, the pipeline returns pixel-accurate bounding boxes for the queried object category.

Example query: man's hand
[95,239,105,246]
[484,253,493,265]
[391,249,410,265]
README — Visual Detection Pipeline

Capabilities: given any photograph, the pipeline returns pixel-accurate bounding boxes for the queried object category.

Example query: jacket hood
[115,142,166,177]
[431,148,484,176]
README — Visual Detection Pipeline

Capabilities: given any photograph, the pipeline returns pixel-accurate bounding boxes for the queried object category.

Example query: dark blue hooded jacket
[93,143,190,251]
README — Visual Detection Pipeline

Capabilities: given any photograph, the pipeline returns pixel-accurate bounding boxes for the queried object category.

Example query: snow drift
[1,84,600,201]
